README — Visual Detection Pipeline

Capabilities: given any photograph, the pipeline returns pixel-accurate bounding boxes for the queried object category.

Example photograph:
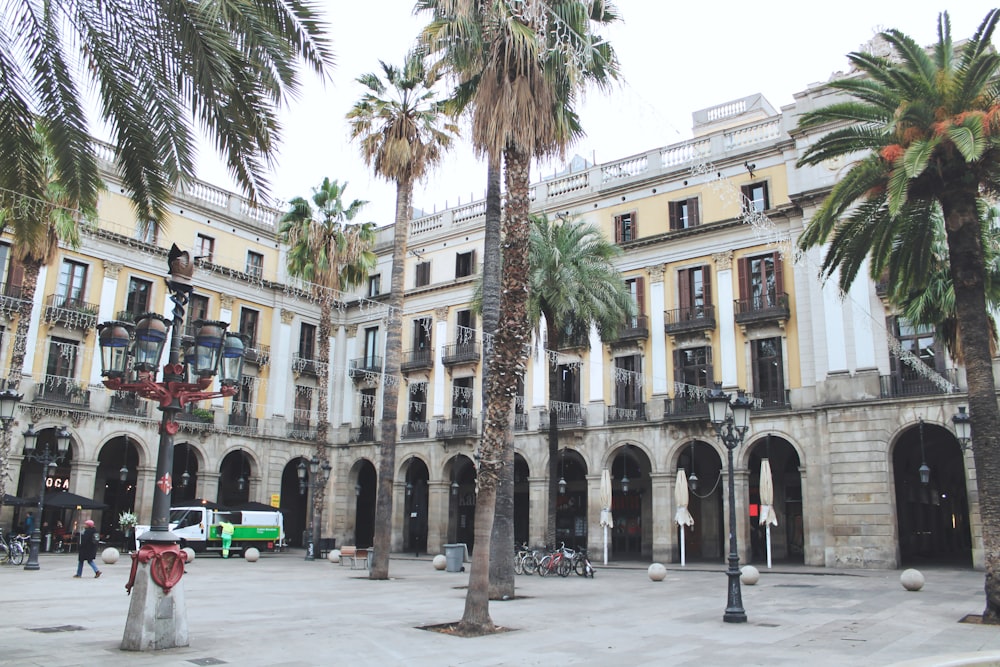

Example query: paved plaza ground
[1,551,999,666]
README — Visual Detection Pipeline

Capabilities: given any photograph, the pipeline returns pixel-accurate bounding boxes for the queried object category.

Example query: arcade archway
[97,436,139,543]
[353,459,377,548]
[610,444,651,559]
[401,458,429,555]
[555,448,587,548]
[677,439,724,561]
[746,435,803,565]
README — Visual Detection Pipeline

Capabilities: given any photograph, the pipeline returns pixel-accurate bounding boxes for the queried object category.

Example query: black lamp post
[97,245,244,651]
[707,383,753,624]
[918,418,930,486]
[22,424,71,570]
[688,441,699,493]
[953,406,972,451]
[298,455,331,561]
[0,388,22,423]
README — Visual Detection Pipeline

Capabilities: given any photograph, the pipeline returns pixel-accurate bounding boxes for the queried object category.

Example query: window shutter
[673,349,682,383]
[471,250,477,274]
[668,202,678,231]
[614,215,622,243]
[689,198,699,227]
[706,346,714,386]
[678,268,691,310]
[636,277,645,315]
[632,212,638,240]
[738,257,750,302]
[772,252,784,294]
[703,265,713,306]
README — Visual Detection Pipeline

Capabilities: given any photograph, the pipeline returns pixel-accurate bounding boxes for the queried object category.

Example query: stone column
[528,476,547,547]
[391,479,406,552]
[647,264,668,396]
[650,471,673,563]
[426,481,449,553]
[714,251,737,386]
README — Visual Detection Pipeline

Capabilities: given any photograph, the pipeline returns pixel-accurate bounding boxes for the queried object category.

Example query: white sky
[194,2,999,226]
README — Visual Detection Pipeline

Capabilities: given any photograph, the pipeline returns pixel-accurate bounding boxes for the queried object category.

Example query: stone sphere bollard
[328,549,341,563]
[244,547,260,562]
[740,565,760,585]
[433,554,447,570]
[647,563,667,581]
[182,547,196,563]
[900,568,925,591]
[101,547,120,564]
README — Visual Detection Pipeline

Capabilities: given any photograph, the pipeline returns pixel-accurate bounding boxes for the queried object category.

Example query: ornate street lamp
[0,388,23,423]
[688,441,699,493]
[953,406,972,451]
[918,418,930,486]
[22,425,71,570]
[707,382,753,624]
[97,244,244,651]
[298,456,332,561]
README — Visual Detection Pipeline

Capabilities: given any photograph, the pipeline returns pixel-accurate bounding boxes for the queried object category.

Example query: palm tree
[527,213,635,547]
[346,51,458,580]
[279,178,376,538]
[0,125,93,504]
[795,10,1000,622]
[0,0,331,231]
[419,0,620,633]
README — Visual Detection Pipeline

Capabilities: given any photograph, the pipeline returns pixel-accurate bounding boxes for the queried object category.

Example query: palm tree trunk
[312,297,333,536]
[371,177,412,579]
[0,260,39,502]
[943,190,1000,623]
[459,144,531,634]
[483,160,515,601]
[546,318,560,549]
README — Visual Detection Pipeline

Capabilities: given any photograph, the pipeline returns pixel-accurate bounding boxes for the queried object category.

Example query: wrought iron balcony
[615,315,649,343]
[34,375,91,408]
[349,356,384,381]
[401,421,429,440]
[228,402,259,433]
[437,416,478,439]
[750,389,791,411]
[607,403,646,423]
[551,330,589,351]
[539,401,586,430]
[441,341,480,366]
[664,305,716,335]
[349,423,377,443]
[401,348,434,372]
[115,309,142,323]
[733,291,790,326]
[243,340,270,367]
[292,352,321,376]
[663,394,710,421]
[0,283,28,320]
[880,368,959,399]
[43,294,98,330]
[514,412,529,431]
[109,391,149,418]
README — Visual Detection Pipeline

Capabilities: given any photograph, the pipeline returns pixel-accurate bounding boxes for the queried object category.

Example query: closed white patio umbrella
[600,468,613,565]
[759,458,779,569]
[674,469,694,566]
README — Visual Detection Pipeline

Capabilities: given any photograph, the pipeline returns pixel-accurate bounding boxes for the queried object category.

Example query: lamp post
[22,425,71,570]
[97,245,245,651]
[707,383,753,624]
[298,455,332,561]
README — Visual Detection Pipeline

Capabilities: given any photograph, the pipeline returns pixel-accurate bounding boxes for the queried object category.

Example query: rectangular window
[360,387,377,422]
[741,182,769,213]
[613,355,642,409]
[452,377,474,420]
[368,274,381,297]
[738,252,783,308]
[614,212,637,244]
[415,261,431,288]
[46,337,78,378]
[246,251,264,279]
[196,234,215,262]
[455,251,476,278]
[412,317,432,350]
[56,260,88,307]
[751,337,785,407]
[136,220,157,245]
[0,242,10,287]
[668,198,700,230]
[624,277,645,327]
[125,277,152,318]
[556,364,581,404]
[678,266,712,315]
[456,310,475,343]
[294,386,312,422]
[364,327,379,366]
[239,308,260,347]
[408,383,427,422]
[298,323,316,359]
[674,346,713,389]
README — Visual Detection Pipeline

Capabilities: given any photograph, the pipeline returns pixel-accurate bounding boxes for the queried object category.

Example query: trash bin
[443,544,465,572]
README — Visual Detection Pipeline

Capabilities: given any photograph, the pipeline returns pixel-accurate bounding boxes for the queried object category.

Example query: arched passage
[893,420,971,566]
[170,442,199,505]
[677,439,724,562]
[353,459,377,548]
[219,449,253,507]
[280,458,310,547]
[746,435,803,565]
[16,425,76,546]
[97,436,139,546]
[402,458,429,555]
[555,448,588,548]
[447,455,476,550]
[610,444,651,559]
[514,454,530,545]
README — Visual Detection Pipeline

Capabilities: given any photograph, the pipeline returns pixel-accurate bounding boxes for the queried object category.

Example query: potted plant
[119,511,138,552]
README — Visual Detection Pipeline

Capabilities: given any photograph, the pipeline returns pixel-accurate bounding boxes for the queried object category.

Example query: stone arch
[400,456,430,555]
[444,454,476,549]
[745,434,803,565]
[672,437,725,562]
[349,457,377,548]
[607,442,652,559]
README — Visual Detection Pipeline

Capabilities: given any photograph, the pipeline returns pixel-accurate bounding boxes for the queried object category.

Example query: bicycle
[571,546,595,578]
[0,528,25,566]
[513,543,530,575]
[537,543,572,577]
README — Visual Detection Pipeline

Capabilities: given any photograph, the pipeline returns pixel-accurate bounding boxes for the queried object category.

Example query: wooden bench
[338,545,370,569]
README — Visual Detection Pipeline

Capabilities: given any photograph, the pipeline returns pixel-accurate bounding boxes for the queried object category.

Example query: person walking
[24,511,34,536]
[219,520,235,558]
[74,519,102,578]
